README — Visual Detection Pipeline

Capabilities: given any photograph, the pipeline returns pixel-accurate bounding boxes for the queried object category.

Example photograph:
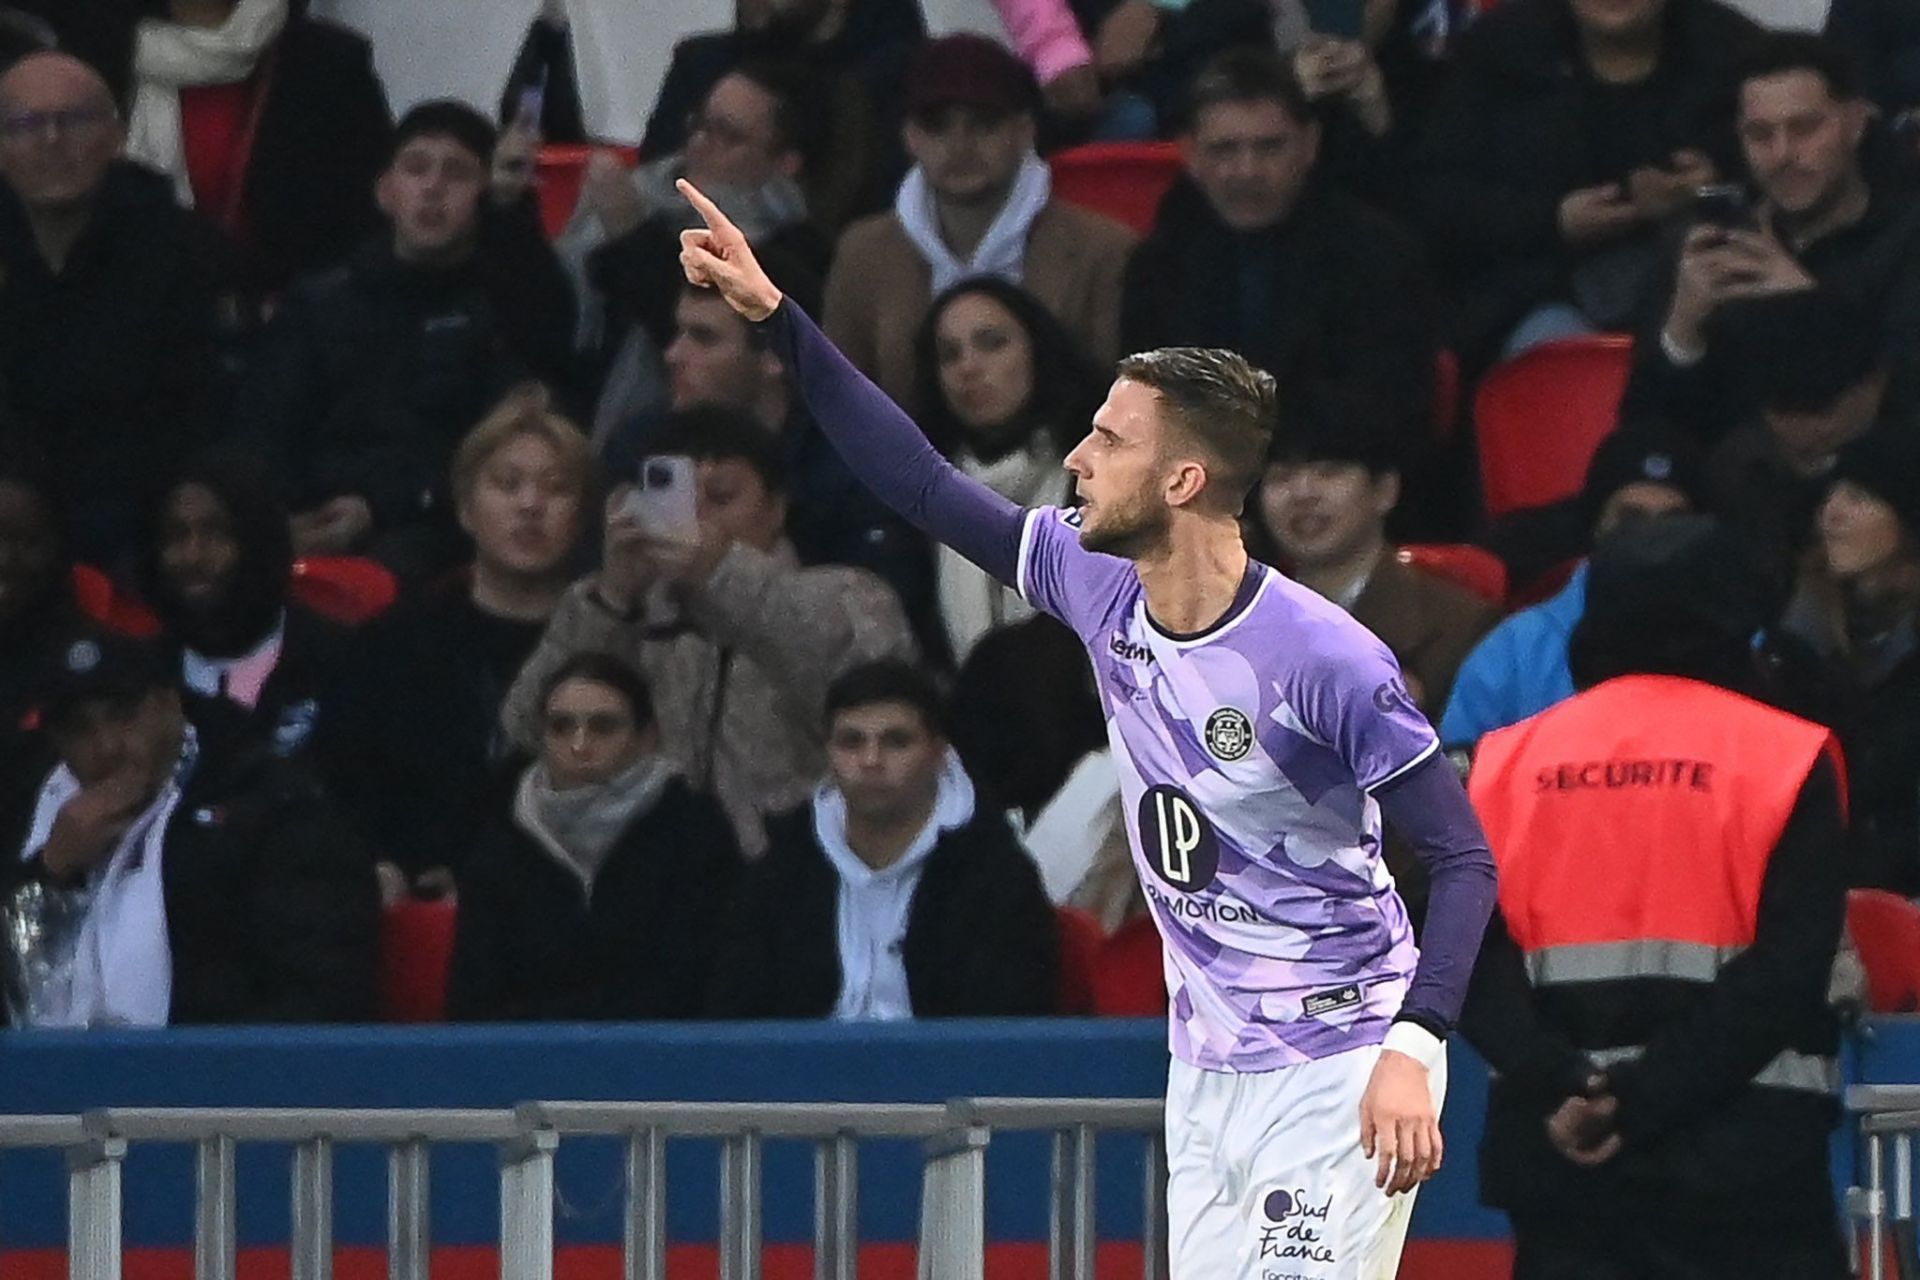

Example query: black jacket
[0,697,380,1024]
[448,776,742,1021]
[1123,178,1439,448]
[334,584,546,880]
[0,164,239,566]
[240,16,393,293]
[1462,755,1846,1230]
[235,214,574,561]
[710,804,1060,1019]
[1417,0,1761,362]
[1620,179,1920,443]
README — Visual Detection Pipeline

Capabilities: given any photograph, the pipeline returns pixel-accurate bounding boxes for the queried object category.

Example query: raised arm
[676,180,1028,586]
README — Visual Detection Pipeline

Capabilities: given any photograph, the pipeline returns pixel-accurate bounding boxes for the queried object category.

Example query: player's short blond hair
[451,383,593,502]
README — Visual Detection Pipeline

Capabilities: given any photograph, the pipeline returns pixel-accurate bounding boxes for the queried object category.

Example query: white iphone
[621,455,699,543]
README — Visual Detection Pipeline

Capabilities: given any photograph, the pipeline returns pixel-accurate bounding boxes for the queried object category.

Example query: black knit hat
[391,100,496,167]
[1568,515,1768,689]
[1831,426,1920,536]
[1579,426,1708,524]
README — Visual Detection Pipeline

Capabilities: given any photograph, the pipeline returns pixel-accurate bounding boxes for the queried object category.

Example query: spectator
[642,0,923,229]
[138,453,356,788]
[124,0,392,293]
[0,51,239,567]
[1441,428,1704,749]
[1419,0,1761,366]
[823,34,1134,411]
[1621,35,1920,443]
[1777,428,1920,894]
[0,630,378,1026]
[710,660,1058,1018]
[449,652,740,1021]
[0,445,80,769]
[631,275,933,661]
[1124,49,1439,462]
[342,386,588,897]
[504,408,914,858]
[562,60,832,428]
[236,100,575,584]
[912,278,1104,663]
[946,615,1134,924]
[1463,516,1848,1279]
[1253,401,1496,714]
[984,0,1108,136]
[1708,314,1888,594]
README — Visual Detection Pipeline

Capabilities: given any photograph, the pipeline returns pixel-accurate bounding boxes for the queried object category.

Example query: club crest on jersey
[1139,785,1218,892]
[1204,707,1254,761]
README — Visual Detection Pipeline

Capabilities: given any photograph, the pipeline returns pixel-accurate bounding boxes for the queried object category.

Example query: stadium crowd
[0,0,1914,1262]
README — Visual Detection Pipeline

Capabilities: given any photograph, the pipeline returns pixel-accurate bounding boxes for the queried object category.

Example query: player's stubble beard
[1077,488,1170,560]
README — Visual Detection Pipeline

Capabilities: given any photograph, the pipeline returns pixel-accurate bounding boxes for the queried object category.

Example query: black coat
[234,212,574,568]
[0,164,240,566]
[0,697,380,1024]
[334,585,546,880]
[448,776,742,1021]
[240,16,393,292]
[1416,0,1761,362]
[709,804,1060,1019]
[1619,179,1920,443]
[1123,178,1439,447]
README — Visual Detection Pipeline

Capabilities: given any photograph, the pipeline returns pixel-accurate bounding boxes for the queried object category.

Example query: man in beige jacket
[502,408,914,857]
[823,33,1135,410]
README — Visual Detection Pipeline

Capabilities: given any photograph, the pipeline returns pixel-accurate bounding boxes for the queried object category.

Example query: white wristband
[1382,1021,1446,1069]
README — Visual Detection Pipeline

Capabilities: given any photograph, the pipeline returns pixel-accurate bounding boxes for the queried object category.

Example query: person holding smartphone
[1622,33,1920,444]
[1419,0,1762,366]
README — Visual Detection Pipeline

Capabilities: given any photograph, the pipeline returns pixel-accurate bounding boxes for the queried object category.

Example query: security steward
[1460,516,1850,1279]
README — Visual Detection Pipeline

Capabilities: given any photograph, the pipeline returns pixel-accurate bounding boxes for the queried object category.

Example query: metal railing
[0,1096,1166,1280]
[1849,1085,1920,1280]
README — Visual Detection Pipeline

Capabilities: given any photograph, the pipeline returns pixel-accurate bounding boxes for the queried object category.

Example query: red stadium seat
[1848,889,1920,1014]
[535,144,640,238]
[1048,142,1184,237]
[1473,334,1634,519]
[380,898,458,1023]
[1092,914,1167,1016]
[1397,544,1509,606]
[71,565,160,637]
[1056,905,1104,1015]
[291,556,399,626]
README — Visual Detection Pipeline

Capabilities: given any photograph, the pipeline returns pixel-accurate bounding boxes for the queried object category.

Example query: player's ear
[1164,458,1210,509]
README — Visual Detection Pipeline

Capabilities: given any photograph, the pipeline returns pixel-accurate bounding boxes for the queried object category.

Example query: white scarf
[512,755,677,895]
[939,444,1071,661]
[1009,748,1121,903]
[127,0,289,207]
[893,153,1053,296]
[813,750,975,1022]
[12,730,198,1028]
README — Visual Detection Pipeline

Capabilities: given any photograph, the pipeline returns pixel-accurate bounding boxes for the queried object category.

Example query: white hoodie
[811,750,975,1022]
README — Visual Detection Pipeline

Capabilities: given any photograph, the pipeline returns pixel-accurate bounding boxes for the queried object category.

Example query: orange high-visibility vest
[1469,675,1845,1091]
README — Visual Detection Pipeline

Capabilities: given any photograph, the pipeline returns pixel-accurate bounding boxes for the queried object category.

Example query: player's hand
[1359,1050,1442,1195]
[677,179,782,322]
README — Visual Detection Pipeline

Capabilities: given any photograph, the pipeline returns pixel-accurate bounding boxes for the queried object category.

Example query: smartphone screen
[1303,0,1366,41]
[1691,183,1750,230]
[621,456,700,543]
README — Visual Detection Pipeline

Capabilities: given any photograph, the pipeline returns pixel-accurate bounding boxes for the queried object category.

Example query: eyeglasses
[684,109,756,151]
[0,108,115,143]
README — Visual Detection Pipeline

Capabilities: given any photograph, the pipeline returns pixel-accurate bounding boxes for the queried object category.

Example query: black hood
[141,452,292,658]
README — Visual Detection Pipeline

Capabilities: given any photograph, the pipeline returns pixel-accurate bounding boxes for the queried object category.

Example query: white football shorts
[1166,1043,1449,1280]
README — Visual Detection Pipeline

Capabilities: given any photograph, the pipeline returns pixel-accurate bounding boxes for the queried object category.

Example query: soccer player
[676,180,1497,1279]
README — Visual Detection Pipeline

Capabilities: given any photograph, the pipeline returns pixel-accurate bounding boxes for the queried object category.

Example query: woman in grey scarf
[448,652,741,1020]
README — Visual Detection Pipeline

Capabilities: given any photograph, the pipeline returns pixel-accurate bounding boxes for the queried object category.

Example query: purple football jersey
[1018,507,1438,1071]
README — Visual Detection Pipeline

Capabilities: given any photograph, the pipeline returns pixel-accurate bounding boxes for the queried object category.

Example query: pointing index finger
[676,178,735,235]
